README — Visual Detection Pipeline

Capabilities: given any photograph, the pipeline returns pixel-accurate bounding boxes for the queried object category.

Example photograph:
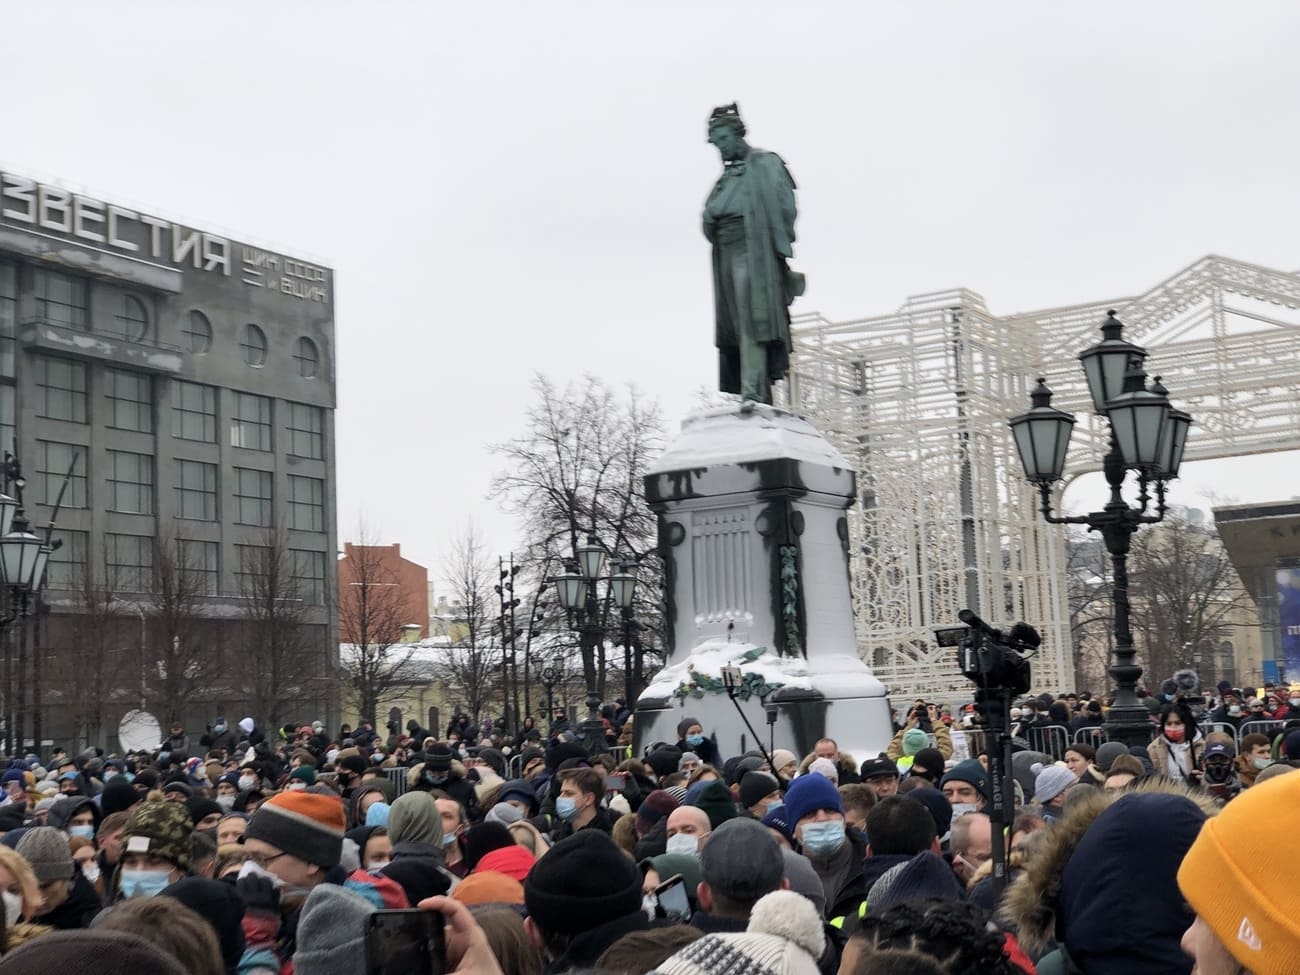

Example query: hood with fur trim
[1002,779,1217,967]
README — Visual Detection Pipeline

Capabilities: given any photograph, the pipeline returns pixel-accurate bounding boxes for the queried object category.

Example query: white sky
[4,1,1299,577]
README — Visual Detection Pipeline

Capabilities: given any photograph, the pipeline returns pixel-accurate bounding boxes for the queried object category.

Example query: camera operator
[885,703,953,768]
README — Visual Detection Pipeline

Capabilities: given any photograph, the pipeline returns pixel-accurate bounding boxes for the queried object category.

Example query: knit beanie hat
[940,759,991,803]
[1179,772,1300,974]
[780,847,826,918]
[485,802,524,827]
[477,748,507,778]
[783,773,842,827]
[1032,763,1076,804]
[901,728,930,756]
[654,890,824,975]
[909,748,945,782]
[646,746,684,779]
[161,876,248,973]
[867,850,965,915]
[293,883,374,975]
[120,801,193,872]
[761,806,792,842]
[289,765,317,786]
[739,771,781,810]
[1094,741,1128,772]
[678,751,702,771]
[464,822,515,872]
[691,780,739,829]
[701,818,783,902]
[245,792,345,868]
[476,844,536,882]
[0,930,187,975]
[770,749,798,774]
[239,717,255,734]
[677,717,702,740]
[0,804,28,832]
[808,758,839,783]
[905,785,953,839]
[496,779,539,814]
[453,870,525,906]
[524,830,641,935]
[99,778,141,817]
[16,826,74,883]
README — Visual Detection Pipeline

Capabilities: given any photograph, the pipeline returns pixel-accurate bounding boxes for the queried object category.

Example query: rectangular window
[36,440,87,508]
[292,549,327,605]
[106,449,153,514]
[105,368,153,433]
[287,402,324,460]
[230,392,272,451]
[35,356,87,423]
[0,262,16,377]
[34,269,87,328]
[288,475,325,532]
[172,381,216,443]
[0,386,13,462]
[175,459,218,521]
[106,533,153,592]
[233,467,273,527]
[177,538,219,596]
[234,544,270,596]
[44,529,89,590]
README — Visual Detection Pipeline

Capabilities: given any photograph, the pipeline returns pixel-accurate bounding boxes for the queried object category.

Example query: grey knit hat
[1032,762,1077,804]
[16,825,74,883]
[292,883,374,975]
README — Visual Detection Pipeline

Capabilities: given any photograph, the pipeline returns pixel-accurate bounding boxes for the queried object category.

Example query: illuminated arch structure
[785,256,1300,698]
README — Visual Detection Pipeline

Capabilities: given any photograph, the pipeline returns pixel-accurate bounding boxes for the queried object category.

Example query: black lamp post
[540,653,563,732]
[0,452,62,757]
[552,535,638,754]
[1009,311,1192,747]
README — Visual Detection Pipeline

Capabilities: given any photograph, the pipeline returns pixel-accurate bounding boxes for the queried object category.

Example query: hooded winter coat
[1002,779,1217,974]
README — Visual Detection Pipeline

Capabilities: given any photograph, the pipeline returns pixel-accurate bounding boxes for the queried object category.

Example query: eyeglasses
[248,851,290,869]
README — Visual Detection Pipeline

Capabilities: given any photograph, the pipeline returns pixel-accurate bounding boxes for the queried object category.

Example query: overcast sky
[4,2,1299,581]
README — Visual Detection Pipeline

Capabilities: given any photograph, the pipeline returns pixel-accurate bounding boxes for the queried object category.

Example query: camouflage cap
[121,800,193,871]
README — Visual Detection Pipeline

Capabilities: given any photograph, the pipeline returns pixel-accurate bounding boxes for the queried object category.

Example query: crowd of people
[0,679,1295,975]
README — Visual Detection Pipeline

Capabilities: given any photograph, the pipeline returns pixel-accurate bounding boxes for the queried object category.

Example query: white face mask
[81,863,101,884]
[2,890,21,926]
[665,833,699,857]
[950,802,980,818]
[365,861,389,872]
[238,776,257,791]
[237,859,285,889]
[216,794,236,812]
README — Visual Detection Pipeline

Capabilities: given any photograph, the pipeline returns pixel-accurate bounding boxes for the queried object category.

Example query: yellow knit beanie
[1177,770,1300,974]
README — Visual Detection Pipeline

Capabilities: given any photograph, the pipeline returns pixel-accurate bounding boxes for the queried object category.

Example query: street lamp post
[1009,312,1192,747]
[552,535,639,755]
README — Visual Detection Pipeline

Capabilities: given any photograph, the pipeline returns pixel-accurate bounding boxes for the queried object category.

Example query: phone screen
[366,909,446,975]
[655,875,691,920]
[604,775,624,790]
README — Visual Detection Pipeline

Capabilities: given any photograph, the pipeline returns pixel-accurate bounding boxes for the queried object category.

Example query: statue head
[707,103,748,161]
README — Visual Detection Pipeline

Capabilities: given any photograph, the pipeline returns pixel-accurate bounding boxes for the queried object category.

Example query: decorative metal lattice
[785,256,1300,699]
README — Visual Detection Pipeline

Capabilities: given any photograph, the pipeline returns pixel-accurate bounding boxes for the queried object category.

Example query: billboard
[1280,567,1300,680]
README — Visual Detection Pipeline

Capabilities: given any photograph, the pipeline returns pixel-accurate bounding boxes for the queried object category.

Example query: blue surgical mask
[443,832,458,846]
[68,825,95,841]
[764,799,785,817]
[555,796,579,821]
[121,869,172,899]
[686,734,705,748]
[1253,757,1272,770]
[800,820,846,857]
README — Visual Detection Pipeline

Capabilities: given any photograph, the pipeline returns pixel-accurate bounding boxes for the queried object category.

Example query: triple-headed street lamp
[1009,311,1192,747]
[552,536,638,754]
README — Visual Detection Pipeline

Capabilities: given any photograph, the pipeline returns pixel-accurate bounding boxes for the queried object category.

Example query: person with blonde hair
[0,845,51,953]
[507,820,550,860]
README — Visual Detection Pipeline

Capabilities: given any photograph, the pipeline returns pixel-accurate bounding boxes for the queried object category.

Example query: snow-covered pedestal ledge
[635,403,892,763]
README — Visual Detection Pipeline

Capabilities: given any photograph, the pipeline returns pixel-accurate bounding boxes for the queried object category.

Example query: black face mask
[1203,762,1233,783]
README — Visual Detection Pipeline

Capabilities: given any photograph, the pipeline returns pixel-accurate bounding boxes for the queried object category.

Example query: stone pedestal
[634,403,892,764]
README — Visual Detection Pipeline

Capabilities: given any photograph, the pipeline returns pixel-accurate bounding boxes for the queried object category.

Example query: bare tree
[490,374,665,701]
[43,544,128,749]
[434,524,501,725]
[1064,530,1116,693]
[1127,513,1253,687]
[337,526,414,726]
[234,527,326,734]
[142,527,218,727]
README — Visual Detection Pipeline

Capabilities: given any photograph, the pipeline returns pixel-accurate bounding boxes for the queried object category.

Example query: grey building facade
[0,171,338,750]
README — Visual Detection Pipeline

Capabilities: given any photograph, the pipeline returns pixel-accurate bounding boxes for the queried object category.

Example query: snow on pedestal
[635,403,893,764]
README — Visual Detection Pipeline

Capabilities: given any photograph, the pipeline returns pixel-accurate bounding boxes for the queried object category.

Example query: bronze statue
[703,103,805,405]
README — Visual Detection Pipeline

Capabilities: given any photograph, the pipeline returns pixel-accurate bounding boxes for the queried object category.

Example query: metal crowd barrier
[385,766,410,797]
[1240,719,1288,741]
[505,753,525,779]
[1071,727,1108,746]
[1199,722,1241,744]
[1025,725,1070,759]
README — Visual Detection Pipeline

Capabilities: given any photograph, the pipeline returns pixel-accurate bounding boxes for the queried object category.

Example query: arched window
[183,310,212,354]
[114,294,148,341]
[294,337,319,378]
[241,324,267,367]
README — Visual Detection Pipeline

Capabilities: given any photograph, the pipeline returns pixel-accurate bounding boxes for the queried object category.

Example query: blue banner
[1280,568,1300,682]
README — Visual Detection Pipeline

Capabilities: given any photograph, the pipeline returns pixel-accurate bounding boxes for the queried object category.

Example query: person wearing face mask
[413,743,480,820]
[673,717,720,768]
[1146,699,1205,783]
[738,771,784,820]
[108,802,194,904]
[783,773,869,929]
[551,768,615,843]
[0,845,48,949]
[200,716,239,757]
[47,794,102,844]
[1236,732,1274,787]
[17,825,103,928]
[939,758,991,818]
[665,806,712,857]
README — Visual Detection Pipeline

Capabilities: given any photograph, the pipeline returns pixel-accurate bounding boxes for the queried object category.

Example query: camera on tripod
[935,609,1040,696]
